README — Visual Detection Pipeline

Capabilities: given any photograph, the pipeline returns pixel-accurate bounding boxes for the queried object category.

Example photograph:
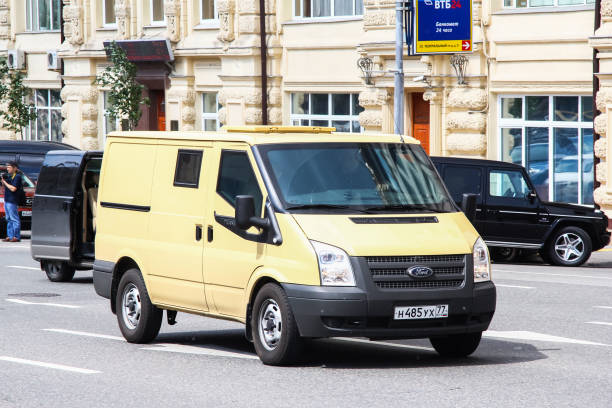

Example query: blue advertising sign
[413,0,473,55]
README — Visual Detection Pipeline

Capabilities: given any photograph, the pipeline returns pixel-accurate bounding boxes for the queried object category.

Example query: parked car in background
[0,140,78,183]
[31,150,102,282]
[432,156,610,267]
[0,167,35,237]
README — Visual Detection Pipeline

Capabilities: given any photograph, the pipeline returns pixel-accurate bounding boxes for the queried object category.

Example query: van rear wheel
[430,332,482,357]
[251,283,303,365]
[116,268,162,343]
[43,261,75,282]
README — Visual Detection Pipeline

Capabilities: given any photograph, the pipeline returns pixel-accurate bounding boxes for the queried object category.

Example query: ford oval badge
[407,266,434,279]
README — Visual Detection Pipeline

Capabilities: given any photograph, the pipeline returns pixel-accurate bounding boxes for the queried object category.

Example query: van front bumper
[282,282,496,339]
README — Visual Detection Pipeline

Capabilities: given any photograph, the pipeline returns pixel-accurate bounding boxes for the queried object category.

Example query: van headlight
[311,241,356,286]
[473,237,491,283]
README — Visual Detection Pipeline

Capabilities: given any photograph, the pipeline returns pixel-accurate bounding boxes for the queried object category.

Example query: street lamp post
[394,0,405,136]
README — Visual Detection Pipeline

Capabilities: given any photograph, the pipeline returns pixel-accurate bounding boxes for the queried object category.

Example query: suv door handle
[195,225,203,241]
[62,200,70,211]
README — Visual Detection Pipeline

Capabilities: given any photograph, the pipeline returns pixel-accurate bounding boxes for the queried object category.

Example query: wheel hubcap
[554,233,584,262]
[122,283,141,330]
[258,299,282,351]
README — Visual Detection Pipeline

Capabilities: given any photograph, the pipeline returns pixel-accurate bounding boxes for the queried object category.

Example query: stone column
[167,77,196,131]
[60,82,99,149]
[165,0,181,43]
[115,0,131,39]
[590,0,612,215]
[358,87,389,133]
[63,0,84,47]
[444,86,488,157]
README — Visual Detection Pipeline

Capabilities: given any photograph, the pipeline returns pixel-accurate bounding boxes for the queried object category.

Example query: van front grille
[366,254,467,290]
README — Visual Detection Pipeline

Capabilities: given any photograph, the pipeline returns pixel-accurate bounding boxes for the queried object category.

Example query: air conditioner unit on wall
[47,50,60,70]
[7,50,25,70]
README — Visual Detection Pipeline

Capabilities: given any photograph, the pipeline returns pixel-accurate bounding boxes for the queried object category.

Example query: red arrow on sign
[462,41,471,51]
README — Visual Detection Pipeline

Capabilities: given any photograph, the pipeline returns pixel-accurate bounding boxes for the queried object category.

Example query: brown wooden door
[412,93,430,154]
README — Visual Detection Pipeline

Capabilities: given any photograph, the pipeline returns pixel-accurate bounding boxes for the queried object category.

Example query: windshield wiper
[362,204,446,213]
[284,204,351,210]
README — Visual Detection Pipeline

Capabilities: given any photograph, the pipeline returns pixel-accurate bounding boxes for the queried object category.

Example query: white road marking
[141,343,259,360]
[6,265,39,271]
[495,284,535,289]
[332,337,435,352]
[494,269,612,281]
[586,321,612,327]
[6,298,80,309]
[43,329,125,341]
[594,306,612,310]
[0,356,100,374]
[483,330,609,346]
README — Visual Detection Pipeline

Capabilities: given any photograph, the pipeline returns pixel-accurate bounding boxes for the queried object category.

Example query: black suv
[0,140,78,182]
[432,157,610,266]
[31,150,102,281]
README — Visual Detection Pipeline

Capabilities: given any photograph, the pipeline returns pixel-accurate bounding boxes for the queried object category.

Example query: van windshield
[258,143,456,213]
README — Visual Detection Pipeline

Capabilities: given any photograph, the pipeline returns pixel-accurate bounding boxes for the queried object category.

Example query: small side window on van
[174,150,203,188]
[216,151,263,216]
[443,166,482,203]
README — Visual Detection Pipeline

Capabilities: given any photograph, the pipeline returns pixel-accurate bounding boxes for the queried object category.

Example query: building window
[151,0,165,24]
[26,90,62,142]
[201,0,217,21]
[290,93,363,133]
[103,0,116,25]
[202,93,220,131]
[294,0,364,18]
[498,95,594,205]
[503,0,594,8]
[26,0,61,31]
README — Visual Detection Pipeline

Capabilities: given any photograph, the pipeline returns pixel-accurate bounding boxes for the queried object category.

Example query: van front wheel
[430,332,482,357]
[116,268,162,343]
[43,261,75,282]
[251,283,303,365]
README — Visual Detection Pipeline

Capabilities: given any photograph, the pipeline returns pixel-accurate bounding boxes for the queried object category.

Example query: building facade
[0,0,601,210]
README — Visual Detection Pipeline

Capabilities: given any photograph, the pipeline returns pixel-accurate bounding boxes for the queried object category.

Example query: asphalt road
[1,238,612,408]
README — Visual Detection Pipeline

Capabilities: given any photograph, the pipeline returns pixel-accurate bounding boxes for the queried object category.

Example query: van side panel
[95,140,157,279]
[145,142,210,312]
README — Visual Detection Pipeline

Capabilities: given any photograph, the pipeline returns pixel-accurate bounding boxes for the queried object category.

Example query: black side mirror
[235,195,270,231]
[461,193,478,223]
[527,191,537,203]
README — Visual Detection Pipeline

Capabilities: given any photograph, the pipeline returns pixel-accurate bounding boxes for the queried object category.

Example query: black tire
[546,226,592,267]
[251,283,303,365]
[490,247,518,263]
[116,268,162,343]
[0,218,6,239]
[43,261,75,282]
[539,250,552,265]
[430,332,482,357]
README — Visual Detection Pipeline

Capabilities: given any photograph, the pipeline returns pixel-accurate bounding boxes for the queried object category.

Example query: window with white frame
[103,0,116,25]
[202,93,221,131]
[498,95,594,205]
[25,90,62,142]
[26,0,61,31]
[294,0,364,18]
[151,0,165,25]
[290,93,363,133]
[201,0,217,21]
[503,0,594,8]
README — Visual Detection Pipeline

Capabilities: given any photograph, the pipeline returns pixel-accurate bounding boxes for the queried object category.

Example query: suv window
[443,165,481,203]
[174,150,203,188]
[489,169,530,199]
[216,151,263,216]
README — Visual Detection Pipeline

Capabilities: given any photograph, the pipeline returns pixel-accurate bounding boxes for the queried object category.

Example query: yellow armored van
[93,126,496,365]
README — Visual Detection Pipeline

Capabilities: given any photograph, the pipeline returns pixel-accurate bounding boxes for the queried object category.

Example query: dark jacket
[4,173,22,204]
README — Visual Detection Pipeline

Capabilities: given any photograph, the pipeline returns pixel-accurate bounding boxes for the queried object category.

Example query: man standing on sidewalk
[1,161,22,242]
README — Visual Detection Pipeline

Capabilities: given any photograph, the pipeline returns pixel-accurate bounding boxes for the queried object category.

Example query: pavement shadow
[152,330,547,369]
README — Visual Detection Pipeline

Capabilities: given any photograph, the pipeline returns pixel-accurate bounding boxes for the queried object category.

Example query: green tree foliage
[0,59,37,135]
[96,41,149,131]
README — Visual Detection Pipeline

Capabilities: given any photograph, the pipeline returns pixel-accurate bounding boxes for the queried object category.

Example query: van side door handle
[195,225,203,241]
[207,226,213,242]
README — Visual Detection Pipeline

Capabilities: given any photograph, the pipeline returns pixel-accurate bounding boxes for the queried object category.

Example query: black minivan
[31,150,102,281]
[432,157,610,266]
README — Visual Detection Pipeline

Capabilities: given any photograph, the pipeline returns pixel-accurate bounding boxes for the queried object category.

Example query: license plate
[21,211,32,217]
[394,305,448,320]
